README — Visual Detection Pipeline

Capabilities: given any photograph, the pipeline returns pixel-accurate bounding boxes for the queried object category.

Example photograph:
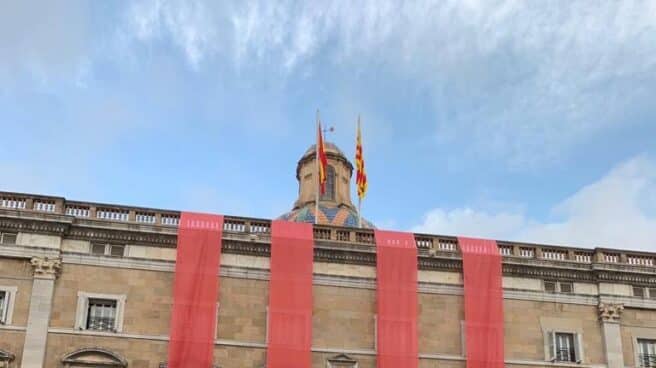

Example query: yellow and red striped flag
[355,117,367,200]
[317,121,328,195]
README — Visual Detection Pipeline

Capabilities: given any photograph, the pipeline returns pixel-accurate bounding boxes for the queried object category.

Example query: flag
[317,121,328,195]
[355,117,367,200]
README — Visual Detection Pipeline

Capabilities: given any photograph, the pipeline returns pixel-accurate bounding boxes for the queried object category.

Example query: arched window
[321,165,336,201]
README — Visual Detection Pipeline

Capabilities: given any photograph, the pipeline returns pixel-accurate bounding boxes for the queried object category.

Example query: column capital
[598,302,624,323]
[30,256,62,280]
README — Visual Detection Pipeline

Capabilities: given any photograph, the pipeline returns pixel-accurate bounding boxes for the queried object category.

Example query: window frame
[89,243,126,257]
[637,338,656,368]
[0,233,17,245]
[75,292,126,333]
[320,165,336,201]
[546,330,584,363]
[0,286,17,325]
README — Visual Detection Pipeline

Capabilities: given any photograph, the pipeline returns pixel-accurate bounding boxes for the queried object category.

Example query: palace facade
[1,142,656,367]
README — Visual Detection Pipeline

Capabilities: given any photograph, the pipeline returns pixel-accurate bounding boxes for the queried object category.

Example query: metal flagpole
[357,116,362,228]
[315,110,320,225]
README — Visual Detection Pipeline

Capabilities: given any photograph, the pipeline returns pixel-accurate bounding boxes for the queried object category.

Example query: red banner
[168,212,224,368]
[267,220,314,368]
[459,237,504,368]
[375,230,418,368]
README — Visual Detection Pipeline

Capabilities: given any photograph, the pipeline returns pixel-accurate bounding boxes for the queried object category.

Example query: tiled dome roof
[279,203,375,229]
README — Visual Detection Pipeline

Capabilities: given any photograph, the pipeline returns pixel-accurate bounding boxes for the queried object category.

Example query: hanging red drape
[459,237,505,368]
[375,229,418,368]
[267,220,314,368]
[167,212,224,368]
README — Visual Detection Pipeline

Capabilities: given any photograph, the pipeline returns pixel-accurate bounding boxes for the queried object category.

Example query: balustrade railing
[2,191,656,267]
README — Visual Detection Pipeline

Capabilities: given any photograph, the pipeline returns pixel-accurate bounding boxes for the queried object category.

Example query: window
[0,291,6,324]
[0,233,17,245]
[634,286,646,298]
[75,292,126,333]
[548,332,581,363]
[650,288,656,300]
[90,243,125,257]
[87,299,117,331]
[0,287,17,325]
[560,282,573,294]
[544,280,573,294]
[320,165,336,201]
[555,333,577,362]
[638,339,656,368]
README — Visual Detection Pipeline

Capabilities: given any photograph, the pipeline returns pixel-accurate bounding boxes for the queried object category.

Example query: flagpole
[315,110,320,225]
[357,116,362,228]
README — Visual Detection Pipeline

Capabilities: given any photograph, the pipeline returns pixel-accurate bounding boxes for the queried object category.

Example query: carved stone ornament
[30,256,62,278]
[598,302,624,322]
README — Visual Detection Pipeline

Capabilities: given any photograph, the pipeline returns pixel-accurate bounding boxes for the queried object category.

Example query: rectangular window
[91,243,106,255]
[634,286,646,298]
[0,233,17,245]
[0,287,16,325]
[649,288,656,300]
[560,282,573,294]
[86,298,117,332]
[109,245,125,257]
[555,332,577,362]
[638,339,656,368]
[0,291,6,324]
[544,281,557,293]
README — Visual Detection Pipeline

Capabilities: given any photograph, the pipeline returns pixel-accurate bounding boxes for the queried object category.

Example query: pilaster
[20,257,61,368]
[598,302,624,368]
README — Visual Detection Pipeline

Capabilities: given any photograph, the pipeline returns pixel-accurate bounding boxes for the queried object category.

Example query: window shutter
[547,331,556,361]
[574,333,583,363]
[76,296,89,330]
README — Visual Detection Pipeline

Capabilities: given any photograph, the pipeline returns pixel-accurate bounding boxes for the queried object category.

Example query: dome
[279,203,375,229]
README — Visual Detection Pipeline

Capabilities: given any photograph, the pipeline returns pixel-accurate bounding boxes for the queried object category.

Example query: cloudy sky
[1,1,655,250]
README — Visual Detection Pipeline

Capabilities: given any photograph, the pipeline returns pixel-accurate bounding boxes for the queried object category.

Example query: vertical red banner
[459,237,505,368]
[375,230,418,368]
[168,212,224,368]
[267,220,314,368]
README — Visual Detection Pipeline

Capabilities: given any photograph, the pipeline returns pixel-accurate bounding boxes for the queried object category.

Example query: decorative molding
[30,256,61,279]
[61,347,127,368]
[598,302,624,323]
[67,226,176,247]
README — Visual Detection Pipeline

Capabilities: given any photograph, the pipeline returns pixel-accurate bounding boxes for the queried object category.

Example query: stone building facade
[0,143,656,368]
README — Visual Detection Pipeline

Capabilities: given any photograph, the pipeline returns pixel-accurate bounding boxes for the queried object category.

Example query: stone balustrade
[1,190,655,268]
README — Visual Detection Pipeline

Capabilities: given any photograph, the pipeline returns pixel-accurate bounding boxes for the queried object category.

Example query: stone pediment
[0,349,15,362]
[62,347,127,367]
[327,353,358,367]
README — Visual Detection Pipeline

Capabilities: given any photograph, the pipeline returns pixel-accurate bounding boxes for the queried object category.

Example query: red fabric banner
[267,220,314,368]
[459,237,505,368]
[375,230,418,368]
[168,212,224,368]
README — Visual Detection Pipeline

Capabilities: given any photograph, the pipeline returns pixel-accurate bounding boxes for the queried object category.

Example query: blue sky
[1,1,655,250]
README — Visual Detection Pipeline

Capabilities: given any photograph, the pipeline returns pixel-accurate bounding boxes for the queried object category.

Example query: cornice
[2,211,656,286]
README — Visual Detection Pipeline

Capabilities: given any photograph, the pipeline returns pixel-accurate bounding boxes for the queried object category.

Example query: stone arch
[61,347,127,367]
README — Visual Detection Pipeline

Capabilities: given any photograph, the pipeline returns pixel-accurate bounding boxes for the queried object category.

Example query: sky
[1,1,655,251]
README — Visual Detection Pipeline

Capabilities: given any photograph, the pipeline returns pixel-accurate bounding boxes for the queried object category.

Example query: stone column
[599,302,625,368]
[20,257,61,368]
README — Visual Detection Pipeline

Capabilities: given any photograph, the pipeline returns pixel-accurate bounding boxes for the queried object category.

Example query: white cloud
[412,155,656,251]
[121,0,656,166]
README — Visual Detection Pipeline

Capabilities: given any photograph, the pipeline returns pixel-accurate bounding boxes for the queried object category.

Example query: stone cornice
[2,203,656,286]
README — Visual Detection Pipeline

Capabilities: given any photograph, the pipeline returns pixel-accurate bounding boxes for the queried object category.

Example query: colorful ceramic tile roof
[279,204,375,229]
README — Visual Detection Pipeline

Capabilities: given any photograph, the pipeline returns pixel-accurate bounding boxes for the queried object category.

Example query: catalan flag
[355,117,367,200]
[317,121,328,195]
